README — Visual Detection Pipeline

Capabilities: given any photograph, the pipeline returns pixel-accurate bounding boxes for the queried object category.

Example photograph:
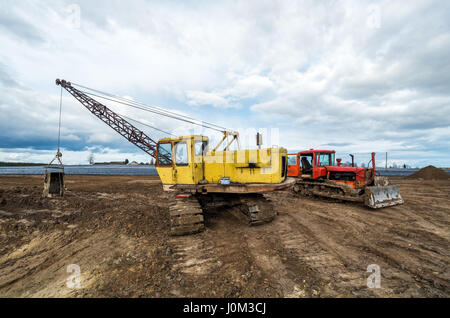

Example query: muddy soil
[0,175,448,297]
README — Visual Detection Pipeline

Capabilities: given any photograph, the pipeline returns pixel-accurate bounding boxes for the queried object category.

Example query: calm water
[0,165,448,177]
[0,165,158,176]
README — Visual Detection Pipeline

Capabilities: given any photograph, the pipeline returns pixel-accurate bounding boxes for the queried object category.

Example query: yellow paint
[155,135,287,186]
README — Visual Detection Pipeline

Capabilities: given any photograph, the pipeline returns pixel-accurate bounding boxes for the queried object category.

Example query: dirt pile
[407,165,450,180]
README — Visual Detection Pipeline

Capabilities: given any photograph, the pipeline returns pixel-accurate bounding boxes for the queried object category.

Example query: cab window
[157,143,172,166]
[316,153,333,166]
[194,140,208,156]
[174,141,188,165]
[288,154,297,165]
[300,155,312,166]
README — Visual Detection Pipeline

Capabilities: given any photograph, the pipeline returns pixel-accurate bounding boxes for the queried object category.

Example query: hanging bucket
[43,166,65,198]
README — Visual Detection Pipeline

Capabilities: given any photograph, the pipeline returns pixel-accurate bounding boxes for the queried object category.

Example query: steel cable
[71,82,228,132]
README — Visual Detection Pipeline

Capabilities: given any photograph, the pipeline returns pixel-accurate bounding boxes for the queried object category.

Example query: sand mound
[408,165,450,180]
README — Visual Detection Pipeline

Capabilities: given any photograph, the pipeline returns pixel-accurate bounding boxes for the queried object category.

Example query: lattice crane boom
[56,78,163,160]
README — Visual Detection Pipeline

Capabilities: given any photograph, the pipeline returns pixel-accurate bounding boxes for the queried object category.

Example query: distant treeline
[0,162,46,166]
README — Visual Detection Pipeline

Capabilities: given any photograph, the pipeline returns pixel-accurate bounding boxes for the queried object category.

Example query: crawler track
[234,194,277,225]
[293,179,363,202]
[169,193,276,235]
[169,194,205,236]
[198,193,277,226]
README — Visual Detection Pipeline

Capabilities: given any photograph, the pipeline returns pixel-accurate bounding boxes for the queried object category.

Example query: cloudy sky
[0,0,449,167]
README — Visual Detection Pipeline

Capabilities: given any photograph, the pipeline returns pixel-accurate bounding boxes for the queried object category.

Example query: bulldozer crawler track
[293,180,363,203]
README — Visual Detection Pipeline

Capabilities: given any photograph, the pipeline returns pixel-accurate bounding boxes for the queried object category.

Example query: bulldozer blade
[365,185,404,209]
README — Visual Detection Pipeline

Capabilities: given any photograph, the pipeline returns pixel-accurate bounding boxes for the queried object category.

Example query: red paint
[288,149,376,189]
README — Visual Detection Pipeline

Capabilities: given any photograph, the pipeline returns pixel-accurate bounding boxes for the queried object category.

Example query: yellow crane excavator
[55,79,294,235]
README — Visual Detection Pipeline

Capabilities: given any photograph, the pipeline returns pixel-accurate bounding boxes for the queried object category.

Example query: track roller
[232,194,277,226]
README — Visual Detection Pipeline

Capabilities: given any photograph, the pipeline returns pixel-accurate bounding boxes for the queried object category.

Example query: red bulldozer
[287,150,403,208]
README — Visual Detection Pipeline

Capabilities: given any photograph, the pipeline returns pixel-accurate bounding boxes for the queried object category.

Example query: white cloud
[0,0,449,167]
[186,90,233,108]
[186,74,275,108]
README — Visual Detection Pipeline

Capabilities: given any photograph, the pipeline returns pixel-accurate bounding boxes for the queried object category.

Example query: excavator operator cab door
[156,138,193,185]
[156,141,175,185]
[193,137,208,184]
[172,139,193,184]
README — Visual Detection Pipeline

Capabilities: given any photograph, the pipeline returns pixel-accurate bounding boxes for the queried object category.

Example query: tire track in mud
[194,196,373,297]
[273,215,368,297]
[355,243,449,296]
[245,236,308,298]
[169,235,218,276]
[283,200,449,297]
[285,209,415,296]
[167,215,265,297]
[263,193,410,296]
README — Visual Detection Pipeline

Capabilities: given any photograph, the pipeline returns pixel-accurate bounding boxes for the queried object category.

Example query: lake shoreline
[0,165,449,177]
[0,164,159,176]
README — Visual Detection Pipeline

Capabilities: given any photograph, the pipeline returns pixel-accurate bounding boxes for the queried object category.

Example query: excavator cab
[156,135,209,187]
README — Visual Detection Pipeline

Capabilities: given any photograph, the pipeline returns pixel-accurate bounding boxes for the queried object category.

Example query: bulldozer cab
[156,135,209,185]
[287,150,336,178]
[287,152,313,177]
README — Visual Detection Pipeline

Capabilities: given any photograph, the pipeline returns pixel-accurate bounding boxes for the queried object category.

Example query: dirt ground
[0,175,448,298]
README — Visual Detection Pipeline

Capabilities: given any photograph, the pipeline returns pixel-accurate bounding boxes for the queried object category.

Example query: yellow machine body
[156,135,288,187]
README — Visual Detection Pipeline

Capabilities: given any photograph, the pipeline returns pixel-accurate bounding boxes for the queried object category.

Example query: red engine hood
[325,166,368,173]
